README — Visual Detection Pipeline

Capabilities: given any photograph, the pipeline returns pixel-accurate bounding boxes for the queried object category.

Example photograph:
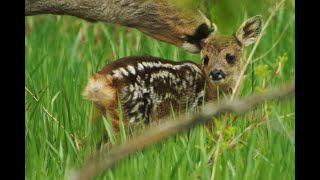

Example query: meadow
[25,0,295,179]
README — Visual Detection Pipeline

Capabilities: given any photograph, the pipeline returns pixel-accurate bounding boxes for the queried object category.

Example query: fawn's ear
[235,15,262,46]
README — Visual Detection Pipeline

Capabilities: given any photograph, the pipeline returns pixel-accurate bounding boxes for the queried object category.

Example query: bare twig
[231,0,287,100]
[68,82,294,180]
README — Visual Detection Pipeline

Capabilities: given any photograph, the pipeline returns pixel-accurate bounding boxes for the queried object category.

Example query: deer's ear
[199,23,217,49]
[236,15,262,46]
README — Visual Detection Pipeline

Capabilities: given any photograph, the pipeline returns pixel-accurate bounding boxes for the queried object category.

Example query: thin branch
[231,0,287,100]
[68,82,294,180]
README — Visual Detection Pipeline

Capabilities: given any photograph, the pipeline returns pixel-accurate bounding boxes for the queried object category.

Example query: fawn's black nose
[210,69,226,81]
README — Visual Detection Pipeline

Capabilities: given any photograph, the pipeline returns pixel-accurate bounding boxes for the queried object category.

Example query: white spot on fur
[182,81,187,89]
[150,70,177,84]
[142,62,153,68]
[158,62,178,70]
[131,102,143,113]
[129,117,136,123]
[129,84,135,92]
[165,93,172,99]
[131,83,143,100]
[188,63,202,74]
[132,91,139,100]
[119,67,129,76]
[143,88,148,93]
[152,62,161,68]
[112,69,123,79]
[137,63,144,71]
[137,61,202,78]
[192,90,205,108]
[127,65,136,75]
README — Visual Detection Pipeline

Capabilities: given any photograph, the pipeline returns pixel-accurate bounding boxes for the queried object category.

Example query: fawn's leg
[97,104,126,150]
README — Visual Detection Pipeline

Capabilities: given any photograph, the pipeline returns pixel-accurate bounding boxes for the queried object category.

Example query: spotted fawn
[83,15,262,132]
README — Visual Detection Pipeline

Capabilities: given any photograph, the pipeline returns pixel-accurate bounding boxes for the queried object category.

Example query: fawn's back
[83,56,207,126]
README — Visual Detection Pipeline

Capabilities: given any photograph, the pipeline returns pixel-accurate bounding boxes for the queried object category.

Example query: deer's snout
[210,69,226,81]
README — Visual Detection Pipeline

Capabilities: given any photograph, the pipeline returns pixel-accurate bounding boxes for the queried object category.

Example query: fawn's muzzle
[210,69,226,81]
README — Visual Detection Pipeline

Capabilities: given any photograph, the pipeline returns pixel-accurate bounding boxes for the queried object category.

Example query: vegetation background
[25,0,295,179]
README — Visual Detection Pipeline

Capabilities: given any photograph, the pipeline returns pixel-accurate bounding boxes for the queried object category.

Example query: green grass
[25,0,295,179]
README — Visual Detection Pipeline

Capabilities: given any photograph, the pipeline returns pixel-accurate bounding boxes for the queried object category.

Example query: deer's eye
[226,53,235,64]
[202,55,209,65]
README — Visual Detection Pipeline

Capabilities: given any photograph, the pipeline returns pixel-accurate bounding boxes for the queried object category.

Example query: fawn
[83,15,262,132]
[26,0,215,53]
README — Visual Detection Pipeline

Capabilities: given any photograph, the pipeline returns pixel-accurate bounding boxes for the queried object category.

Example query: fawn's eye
[202,55,209,65]
[226,53,235,64]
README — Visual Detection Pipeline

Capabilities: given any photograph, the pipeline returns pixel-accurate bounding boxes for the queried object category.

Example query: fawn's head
[200,15,263,90]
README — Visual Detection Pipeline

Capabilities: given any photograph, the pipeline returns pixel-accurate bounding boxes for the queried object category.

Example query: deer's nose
[211,69,226,81]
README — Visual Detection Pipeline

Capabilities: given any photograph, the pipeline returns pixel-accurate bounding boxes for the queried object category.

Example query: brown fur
[132,0,215,52]
[200,16,263,91]
[26,0,215,52]
[83,15,263,135]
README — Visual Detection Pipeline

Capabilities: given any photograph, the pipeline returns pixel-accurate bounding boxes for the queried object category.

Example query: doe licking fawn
[25,0,215,53]
[83,15,262,132]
